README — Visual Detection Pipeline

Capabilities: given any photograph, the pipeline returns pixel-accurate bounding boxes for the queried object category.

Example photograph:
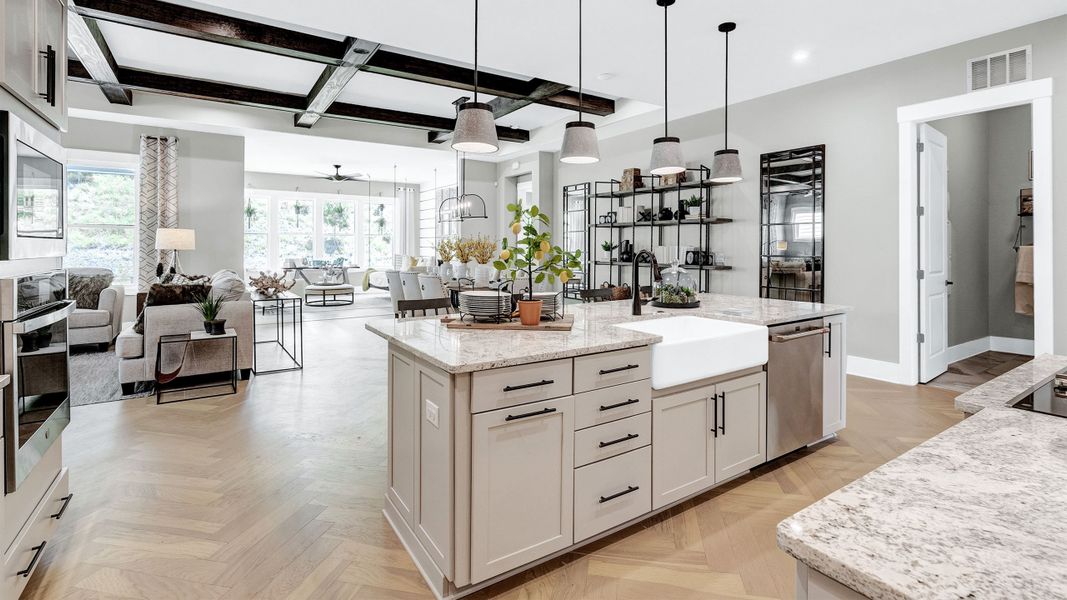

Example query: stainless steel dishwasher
[767,318,827,460]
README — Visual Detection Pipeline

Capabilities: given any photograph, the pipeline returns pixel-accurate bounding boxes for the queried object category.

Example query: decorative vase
[205,319,227,335]
[517,300,543,326]
[440,262,453,280]
[474,264,492,288]
[454,262,468,280]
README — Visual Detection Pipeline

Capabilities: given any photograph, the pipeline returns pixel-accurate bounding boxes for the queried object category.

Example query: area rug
[69,349,151,406]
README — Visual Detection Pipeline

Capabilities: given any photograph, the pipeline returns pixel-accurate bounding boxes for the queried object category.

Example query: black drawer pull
[505,407,557,421]
[503,379,554,392]
[17,541,46,577]
[599,364,639,375]
[599,485,640,503]
[599,433,639,448]
[599,398,640,411]
[51,493,73,520]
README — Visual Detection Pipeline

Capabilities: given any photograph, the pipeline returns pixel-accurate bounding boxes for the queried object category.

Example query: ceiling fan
[317,164,369,182]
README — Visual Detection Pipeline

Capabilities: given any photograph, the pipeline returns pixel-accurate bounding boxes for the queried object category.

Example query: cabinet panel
[415,363,453,579]
[471,358,572,413]
[573,347,651,393]
[574,412,650,467]
[388,350,417,527]
[651,386,714,509]
[573,446,651,542]
[715,372,766,482]
[470,396,573,583]
[34,0,66,129]
[823,314,847,436]
[2,0,36,104]
[0,468,67,600]
[573,380,651,430]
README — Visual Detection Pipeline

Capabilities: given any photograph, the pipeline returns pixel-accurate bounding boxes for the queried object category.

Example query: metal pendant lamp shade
[451,0,498,154]
[710,21,742,183]
[559,0,599,164]
[649,0,684,176]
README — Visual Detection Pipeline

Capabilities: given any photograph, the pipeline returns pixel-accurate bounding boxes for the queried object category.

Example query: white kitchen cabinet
[651,386,715,509]
[0,0,67,130]
[388,349,418,528]
[470,396,574,583]
[715,372,767,482]
[822,313,847,436]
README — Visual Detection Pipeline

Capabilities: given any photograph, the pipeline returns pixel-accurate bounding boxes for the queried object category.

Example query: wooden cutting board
[441,314,574,331]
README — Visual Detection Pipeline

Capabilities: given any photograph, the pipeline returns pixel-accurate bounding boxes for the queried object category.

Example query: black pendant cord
[663,1,668,138]
[723,26,729,149]
[577,0,583,121]
[473,0,479,103]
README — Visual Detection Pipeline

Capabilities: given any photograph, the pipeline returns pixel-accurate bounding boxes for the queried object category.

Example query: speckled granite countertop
[365,293,849,373]
[779,355,1067,599]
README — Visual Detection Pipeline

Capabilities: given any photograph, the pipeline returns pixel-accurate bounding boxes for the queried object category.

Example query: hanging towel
[1015,245,1034,316]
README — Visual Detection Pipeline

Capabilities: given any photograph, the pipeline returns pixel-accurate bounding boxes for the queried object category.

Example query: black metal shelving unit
[582,165,733,294]
[759,145,825,302]
[562,182,590,300]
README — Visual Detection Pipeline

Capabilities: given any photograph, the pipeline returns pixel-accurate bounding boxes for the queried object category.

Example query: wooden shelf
[592,179,728,199]
[593,261,732,271]
[589,217,733,229]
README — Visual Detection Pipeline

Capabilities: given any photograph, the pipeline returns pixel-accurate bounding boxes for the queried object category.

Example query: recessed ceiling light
[792,49,810,63]
[596,72,615,81]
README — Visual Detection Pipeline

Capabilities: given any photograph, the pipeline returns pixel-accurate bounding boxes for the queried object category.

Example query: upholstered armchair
[68,268,125,351]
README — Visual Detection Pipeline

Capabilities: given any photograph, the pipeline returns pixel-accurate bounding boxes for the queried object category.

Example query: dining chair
[396,298,454,319]
[400,271,423,301]
[385,270,405,314]
[418,275,448,299]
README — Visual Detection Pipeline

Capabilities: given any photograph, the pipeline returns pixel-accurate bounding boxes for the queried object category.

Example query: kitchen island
[366,292,849,599]
[778,354,1067,599]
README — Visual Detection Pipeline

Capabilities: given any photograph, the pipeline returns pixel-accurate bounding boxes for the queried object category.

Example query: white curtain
[138,135,179,291]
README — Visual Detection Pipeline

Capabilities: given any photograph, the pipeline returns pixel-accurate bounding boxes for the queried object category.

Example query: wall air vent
[967,46,1031,92]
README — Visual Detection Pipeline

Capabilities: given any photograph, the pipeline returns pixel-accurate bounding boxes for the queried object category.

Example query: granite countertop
[365,292,849,373]
[778,355,1067,599]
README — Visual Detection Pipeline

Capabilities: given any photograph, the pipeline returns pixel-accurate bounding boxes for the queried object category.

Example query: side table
[250,291,303,374]
[155,329,238,404]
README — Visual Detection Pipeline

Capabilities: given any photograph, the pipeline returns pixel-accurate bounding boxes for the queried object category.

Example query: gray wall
[987,105,1034,341]
[62,118,246,277]
[456,158,499,239]
[557,15,1067,364]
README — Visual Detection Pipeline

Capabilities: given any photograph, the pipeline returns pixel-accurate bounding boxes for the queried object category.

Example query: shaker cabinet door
[34,0,67,129]
[2,0,36,102]
[714,372,766,483]
[470,396,574,583]
[822,314,847,436]
[651,386,715,509]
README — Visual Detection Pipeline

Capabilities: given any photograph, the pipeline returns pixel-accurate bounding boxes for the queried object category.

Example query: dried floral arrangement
[248,271,295,298]
[454,237,474,263]
[437,238,456,262]
[469,236,498,265]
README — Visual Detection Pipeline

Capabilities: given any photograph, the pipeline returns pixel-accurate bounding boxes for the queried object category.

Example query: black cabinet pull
[505,407,556,421]
[51,493,73,520]
[599,398,640,411]
[719,392,726,435]
[711,392,718,438]
[503,379,554,392]
[17,541,46,577]
[598,433,638,448]
[38,46,56,106]
[825,322,833,357]
[599,364,639,375]
[599,485,640,503]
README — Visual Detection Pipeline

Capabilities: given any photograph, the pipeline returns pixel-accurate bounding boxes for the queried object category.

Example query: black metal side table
[155,329,238,404]
[250,291,303,374]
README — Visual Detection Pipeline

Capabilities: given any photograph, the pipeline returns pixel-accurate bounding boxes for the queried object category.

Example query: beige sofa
[116,298,253,395]
[69,284,125,350]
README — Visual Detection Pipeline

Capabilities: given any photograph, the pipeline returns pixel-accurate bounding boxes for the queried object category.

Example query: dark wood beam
[295,38,380,129]
[429,80,570,144]
[67,60,531,143]
[66,1,132,104]
[72,0,347,65]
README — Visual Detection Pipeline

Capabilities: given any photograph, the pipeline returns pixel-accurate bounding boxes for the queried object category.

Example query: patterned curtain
[138,135,179,291]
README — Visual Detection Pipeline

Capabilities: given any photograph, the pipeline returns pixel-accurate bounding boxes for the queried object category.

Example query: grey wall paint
[62,118,246,277]
[987,105,1034,341]
[456,158,499,240]
[557,15,1067,364]
[930,113,991,347]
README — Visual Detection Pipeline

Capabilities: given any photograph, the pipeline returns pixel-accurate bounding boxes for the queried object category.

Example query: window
[66,166,138,286]
[243,195,269,273]
[322,197,355,263]
[791,207,823,241]
[363,199,394,268]
[278,197,314,264]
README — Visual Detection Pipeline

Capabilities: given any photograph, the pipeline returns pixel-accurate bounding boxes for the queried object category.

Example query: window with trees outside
[66,165,138,286]
[242,190,397,273]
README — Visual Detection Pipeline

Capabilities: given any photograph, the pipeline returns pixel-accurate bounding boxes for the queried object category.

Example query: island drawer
[574,412,650,467]
[573,347,651,393]
[471,358,574,413]
[573,446,651,542]
[0,468,69,600]
[573,380,651,429]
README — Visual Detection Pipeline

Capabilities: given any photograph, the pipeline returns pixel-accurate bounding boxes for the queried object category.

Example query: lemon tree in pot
[194,292,227,335]
[494,201,582,326]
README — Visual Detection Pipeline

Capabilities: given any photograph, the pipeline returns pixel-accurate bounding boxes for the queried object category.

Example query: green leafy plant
[244,201,260,229]
[685,195,703,208]
[600,240,619,254]
[493,200,582,301]
[293,200,310,227]
[323,202,351,233]
[194,292,226,322]
[658,283,696,304]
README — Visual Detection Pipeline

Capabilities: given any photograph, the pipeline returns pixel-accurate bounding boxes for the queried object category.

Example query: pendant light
[710,21,742,183]
[438,148,488,223]
[649,0,684,176]
[452,0,499,154]
[560,0,600,164]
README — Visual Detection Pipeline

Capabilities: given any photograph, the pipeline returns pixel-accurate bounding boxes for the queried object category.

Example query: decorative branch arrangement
[469,235,498,265]
[248,271,295,298]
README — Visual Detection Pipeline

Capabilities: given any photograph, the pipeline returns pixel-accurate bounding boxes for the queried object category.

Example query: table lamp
[155,228,196,275]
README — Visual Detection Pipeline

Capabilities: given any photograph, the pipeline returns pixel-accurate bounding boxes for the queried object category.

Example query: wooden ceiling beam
[296,38,380,129]
[429,79,570,144]
[66,1,132,104]
[67,60,531,143]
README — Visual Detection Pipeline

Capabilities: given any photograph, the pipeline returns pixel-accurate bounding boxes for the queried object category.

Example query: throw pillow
[210,269,245,302]
[133,283,210,334]
[162,272,210,285]
[68,269,114,309]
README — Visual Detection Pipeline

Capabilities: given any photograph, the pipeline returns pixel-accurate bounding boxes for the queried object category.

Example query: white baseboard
[847,356,905,384]
[945,336,1034,364]
[945,337,992,364]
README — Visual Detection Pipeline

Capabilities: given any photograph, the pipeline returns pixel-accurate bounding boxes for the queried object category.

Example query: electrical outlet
[425,400,439,428]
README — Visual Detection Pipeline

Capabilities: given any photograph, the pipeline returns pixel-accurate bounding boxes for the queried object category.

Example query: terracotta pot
[517,300,543,326]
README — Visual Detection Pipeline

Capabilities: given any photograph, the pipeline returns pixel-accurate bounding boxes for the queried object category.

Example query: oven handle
[13,300,75,333]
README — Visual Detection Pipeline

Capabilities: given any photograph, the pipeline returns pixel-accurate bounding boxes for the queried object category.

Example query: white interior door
[918,123,950,383]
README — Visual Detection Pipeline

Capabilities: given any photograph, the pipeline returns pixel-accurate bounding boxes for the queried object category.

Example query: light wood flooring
[23,316,964,600]
[926,351,1031,393]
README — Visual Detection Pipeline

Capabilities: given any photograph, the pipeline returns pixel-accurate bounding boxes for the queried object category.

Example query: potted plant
[684,195,704,219]
[244,201,260,229]
[437,238,455,279]
[194,293,227,335]
[453,237,473,279]
[470,235,498,287]
[494,201,582,326]
[600,240,619,262]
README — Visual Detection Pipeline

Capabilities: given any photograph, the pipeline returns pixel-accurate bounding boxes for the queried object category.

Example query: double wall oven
[1,110,66,260]
[1,271,73,493]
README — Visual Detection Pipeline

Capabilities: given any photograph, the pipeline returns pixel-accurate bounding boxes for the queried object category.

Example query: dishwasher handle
[770,327,829,343]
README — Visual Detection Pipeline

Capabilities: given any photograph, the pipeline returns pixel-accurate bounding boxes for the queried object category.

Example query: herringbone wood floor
[22,317,964,600]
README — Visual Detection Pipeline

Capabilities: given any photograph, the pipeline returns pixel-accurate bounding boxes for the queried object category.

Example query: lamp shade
[155,228,196,251]
[649,136,685,176]
[560,121,600,164]
[451,102,499,154]
[710,149,743,183]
